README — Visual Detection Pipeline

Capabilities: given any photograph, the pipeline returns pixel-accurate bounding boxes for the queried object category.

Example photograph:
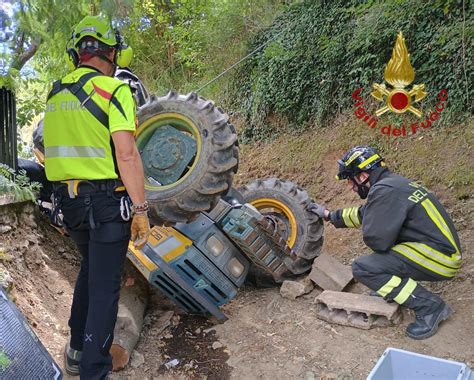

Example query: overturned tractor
[127,77,323,320]
[26,68,324,321]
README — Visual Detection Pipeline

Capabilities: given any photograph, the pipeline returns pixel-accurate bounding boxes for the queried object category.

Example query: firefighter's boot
[404,285,453,340]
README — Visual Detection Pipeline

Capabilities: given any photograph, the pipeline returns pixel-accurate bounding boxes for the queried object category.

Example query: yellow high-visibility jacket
[44,66,136,181]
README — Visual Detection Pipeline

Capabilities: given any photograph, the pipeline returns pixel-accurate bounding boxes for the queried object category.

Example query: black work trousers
[60,190,131,380]
[352,252,448,310]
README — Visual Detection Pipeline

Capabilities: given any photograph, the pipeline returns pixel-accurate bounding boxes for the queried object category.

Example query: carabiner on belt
[120,196,131,221]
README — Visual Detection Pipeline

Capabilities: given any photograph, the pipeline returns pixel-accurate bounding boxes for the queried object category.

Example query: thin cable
[195,26,290,94]
[461,0,469,106]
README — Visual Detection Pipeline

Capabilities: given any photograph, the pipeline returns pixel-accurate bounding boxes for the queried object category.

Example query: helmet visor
[336,159,353,180]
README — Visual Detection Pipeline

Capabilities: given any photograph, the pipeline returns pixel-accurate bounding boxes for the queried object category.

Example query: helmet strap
[98,52,115,66]
[79,47,117,76]
[354,176,370,199]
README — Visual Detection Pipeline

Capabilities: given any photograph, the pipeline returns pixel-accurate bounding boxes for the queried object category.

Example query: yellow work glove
[130,213,151,249]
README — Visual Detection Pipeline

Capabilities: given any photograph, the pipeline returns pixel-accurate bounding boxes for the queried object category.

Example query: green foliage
[0,164,41,202]
[23,1,104,81]
[8,0,287,130]
[120,0,289,99]
[0,70,20,91]
[231,0,473,141]
[16,78,47,129]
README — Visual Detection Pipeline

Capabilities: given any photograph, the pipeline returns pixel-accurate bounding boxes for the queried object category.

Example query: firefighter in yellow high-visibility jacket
[43,16,150,379]
[309,146,461,340]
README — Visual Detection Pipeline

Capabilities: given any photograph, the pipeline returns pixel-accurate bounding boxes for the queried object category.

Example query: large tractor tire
[137,91,239,224]
[239,178,324,284]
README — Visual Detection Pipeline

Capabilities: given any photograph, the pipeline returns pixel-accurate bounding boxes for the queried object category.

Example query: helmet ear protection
[114,29,133,68]
[65,19,133,70]
[64,32,79,71]
[116,45,133,67]
[66,48,79,71]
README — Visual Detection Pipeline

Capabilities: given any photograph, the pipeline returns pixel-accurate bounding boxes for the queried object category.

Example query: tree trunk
[110,260,149,371]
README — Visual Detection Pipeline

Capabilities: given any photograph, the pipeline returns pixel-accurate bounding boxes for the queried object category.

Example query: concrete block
[280,280,306,300]
[314,290,401,329]
[309,253,353,291]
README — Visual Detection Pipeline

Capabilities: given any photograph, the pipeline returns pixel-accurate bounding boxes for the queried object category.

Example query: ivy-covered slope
[230,0,472,141]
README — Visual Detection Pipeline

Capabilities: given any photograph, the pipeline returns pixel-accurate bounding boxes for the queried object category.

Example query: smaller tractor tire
[136,91,239,224]
[239,178,324,284]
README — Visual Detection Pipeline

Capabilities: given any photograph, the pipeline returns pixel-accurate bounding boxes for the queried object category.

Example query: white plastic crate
[368,348,473,380]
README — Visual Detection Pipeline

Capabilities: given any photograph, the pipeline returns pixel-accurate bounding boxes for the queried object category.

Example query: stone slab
[314,290,401,329]
[309,253,353,291]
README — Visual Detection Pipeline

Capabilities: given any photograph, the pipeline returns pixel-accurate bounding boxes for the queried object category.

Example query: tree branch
[11,38,41,71]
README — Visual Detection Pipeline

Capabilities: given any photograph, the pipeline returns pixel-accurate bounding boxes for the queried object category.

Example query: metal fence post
[0,87,18,170]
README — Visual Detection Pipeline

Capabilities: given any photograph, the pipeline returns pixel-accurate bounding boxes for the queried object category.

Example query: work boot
[403,285,453,340]
[406,301,453,340]
[64,340,82,376]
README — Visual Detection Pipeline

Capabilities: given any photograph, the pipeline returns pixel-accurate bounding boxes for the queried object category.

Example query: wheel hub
[264,213,290,242]
[250,197,297,248]
[142,125,197,186]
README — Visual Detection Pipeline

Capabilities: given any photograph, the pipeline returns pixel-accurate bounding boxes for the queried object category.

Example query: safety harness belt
[47,71,109,129]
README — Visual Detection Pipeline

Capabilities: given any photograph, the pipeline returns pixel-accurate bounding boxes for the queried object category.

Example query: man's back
[44,67,135,181]
[363,168,462,278]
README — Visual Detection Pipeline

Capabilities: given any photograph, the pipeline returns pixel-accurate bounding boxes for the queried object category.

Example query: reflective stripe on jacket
[330,167,462,278]
[44,66,136,181]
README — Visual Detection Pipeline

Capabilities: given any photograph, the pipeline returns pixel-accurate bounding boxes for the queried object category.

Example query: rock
[195,328,201,335]
[0,225,12,233]
[143,314,153,327]
[212,341,223,350]
[280,280,307,300]
[26,245,45,267]
[130,351,145,368]
[27,236,38,245]
[320,373,337,380]
[155,311,174,335]
[298,276,314,294]
[304,371,315,380]
[309,253,353,291]
[20,210,37,228]
[171,315,180,326]
[0,268,13,291]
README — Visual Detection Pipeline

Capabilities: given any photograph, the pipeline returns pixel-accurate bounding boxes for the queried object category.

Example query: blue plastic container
[368,348,473,380]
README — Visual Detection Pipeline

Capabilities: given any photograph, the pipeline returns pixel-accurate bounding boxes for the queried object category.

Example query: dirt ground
[0,122,473,379]
[1,192,472,380]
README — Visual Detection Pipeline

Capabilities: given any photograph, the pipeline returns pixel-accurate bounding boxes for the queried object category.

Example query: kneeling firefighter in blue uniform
[309,146,462,340]
[43,16,151,379]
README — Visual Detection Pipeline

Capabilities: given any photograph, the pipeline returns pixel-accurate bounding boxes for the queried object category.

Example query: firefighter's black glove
[307,202,330,221]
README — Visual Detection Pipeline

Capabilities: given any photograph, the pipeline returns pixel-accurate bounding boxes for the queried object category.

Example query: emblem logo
[371,32,427,117]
